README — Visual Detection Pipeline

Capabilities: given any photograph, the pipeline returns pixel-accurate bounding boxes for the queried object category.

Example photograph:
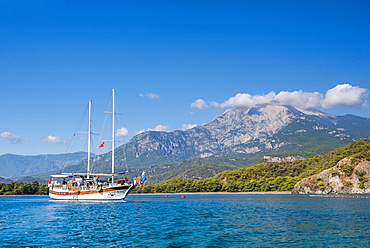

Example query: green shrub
[317,181,327,189]
[358,176,369,184]
[344,181,353,187]
[355,170,366,176]
[330,170,340,176]
[340,164,355,176]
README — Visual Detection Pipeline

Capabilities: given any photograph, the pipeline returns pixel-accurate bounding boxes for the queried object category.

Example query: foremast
[87,99,92,179]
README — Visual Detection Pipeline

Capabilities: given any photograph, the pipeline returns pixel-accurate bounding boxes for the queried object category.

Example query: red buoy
[181,196,186,198]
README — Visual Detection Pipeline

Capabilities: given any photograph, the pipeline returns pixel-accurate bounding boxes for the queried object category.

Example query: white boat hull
[49,184,134,201]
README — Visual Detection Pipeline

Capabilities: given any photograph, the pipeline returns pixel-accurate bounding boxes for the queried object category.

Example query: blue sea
[1,194,370,247]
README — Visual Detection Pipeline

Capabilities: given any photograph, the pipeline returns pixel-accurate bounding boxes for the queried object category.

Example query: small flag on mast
[99,142,105,148]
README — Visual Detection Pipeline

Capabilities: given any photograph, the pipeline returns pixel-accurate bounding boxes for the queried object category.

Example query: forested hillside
[145,158,247,183]
[135,139,370,193]
[0,181,48,195]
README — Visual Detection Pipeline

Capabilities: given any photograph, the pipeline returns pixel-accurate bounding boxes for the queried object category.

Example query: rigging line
[122,145,128,172]
[88,102,101,173]
[100,90,113,144]
[62,103,89,173]
[115,100,128,171]
[116,94,143,171]
[92,91,112,173]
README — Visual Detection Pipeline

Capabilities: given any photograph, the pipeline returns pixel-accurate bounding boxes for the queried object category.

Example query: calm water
[1,194,370,247]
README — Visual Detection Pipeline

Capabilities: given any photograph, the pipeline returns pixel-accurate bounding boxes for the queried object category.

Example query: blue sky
[0,0,369,155]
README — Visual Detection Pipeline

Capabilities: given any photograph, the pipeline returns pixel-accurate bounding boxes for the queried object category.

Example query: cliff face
[292,158,370,194]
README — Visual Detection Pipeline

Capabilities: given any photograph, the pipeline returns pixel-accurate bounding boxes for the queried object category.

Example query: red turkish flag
[99,142,105,148]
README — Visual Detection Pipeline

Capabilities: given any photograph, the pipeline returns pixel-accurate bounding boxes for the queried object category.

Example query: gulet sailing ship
[48,89,145,200]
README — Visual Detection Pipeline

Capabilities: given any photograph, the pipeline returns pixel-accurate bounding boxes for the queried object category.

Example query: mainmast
[111,88,116,183]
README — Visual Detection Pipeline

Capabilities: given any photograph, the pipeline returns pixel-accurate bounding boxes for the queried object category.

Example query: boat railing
[50,179,131,191]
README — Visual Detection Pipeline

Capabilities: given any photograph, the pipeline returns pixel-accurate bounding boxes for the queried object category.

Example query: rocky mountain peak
[204,104,299,142]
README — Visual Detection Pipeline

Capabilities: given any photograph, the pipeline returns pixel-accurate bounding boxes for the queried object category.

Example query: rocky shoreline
[292,158,370,194]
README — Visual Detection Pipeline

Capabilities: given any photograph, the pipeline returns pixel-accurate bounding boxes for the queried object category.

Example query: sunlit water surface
[1,194,370,247]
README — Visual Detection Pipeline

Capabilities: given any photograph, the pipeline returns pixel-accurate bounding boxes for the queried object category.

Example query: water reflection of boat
[48,89,144,201]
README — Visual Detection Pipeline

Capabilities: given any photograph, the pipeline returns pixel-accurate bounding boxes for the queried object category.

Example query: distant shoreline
[0,191,292,197]
[136,191,293,195]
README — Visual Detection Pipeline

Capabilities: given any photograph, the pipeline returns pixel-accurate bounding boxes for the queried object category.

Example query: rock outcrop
[292,158,370,194]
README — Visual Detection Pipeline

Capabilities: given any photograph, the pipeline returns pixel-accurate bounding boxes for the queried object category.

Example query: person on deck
[93,176,99,185]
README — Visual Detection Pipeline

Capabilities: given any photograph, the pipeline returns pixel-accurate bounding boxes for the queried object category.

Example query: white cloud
[150,125,170,132]
[207,84,368,110]
[139,93,160,99]
[322,84,368,109]
[116,127,129,137]
[0,132,21,144]
[137,125,170,134]
[181,124,198,130]
[190,99,209,109]
[275,90,324,109]
[41,135,65,144]
[211,92,276,108]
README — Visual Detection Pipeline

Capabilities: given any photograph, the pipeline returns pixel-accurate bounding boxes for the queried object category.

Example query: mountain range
[88,104,370,177]
[0,152,89,179]
[1,104,370,181]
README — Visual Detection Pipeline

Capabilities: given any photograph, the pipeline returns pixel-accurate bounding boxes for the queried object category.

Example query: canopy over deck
[50,171,127,178]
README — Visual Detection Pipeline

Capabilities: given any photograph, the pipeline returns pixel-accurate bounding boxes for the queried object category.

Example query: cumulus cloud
[0,132,21,144]
[211,92,276,108]
[190,99,209,109]
[41,135,66,144]
[207,84,368,110]
[322,84,368,109]
[137,125,170,134]
[275,91,324,109]
[139,93,160,99]
[181,124,198,130]
[115,127,129,137]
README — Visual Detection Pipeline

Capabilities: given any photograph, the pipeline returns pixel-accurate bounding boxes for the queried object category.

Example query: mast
[87,99,92,179]
[111,89,115,183]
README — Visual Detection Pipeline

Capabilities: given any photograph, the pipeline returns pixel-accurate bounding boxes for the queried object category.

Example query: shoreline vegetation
[135,140,370,194]
[0,181,48,196]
